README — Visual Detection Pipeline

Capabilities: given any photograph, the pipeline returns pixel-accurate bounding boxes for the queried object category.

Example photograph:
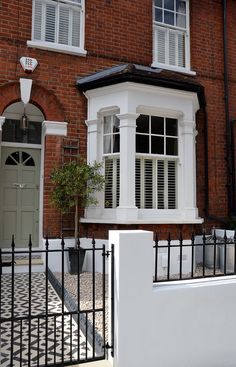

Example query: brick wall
[0,0,235,239]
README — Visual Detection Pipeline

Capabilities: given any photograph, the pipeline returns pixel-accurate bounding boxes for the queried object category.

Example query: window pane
[136,134,149,153]
[151,136,164,154]
[113,116,120,133]
[164,0,174,10]
[154,0,162,7]
[176,0,186,14]
[166,137,178,155]
[28,122,42,144]
[2,120,42,144]
[166,118,178,136]
[5,156,17,165]
[151,116,164,135]
[45,4,56,42]
[136,115,149,133]
[176,13,186,28]
[113,134,120,153]
[104,116,112,134]
[155,8,163,22]
[164,10,174,25]
[104,136,111,154]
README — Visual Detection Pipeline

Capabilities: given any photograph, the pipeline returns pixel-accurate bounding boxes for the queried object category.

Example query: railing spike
[45,235,49,249]
[61,235,65,249]
[11,235,15,249]
[29,234,32,249]
[92,233,96,247]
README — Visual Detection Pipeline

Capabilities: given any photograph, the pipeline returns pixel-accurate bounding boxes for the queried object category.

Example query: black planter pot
[68,247,86,274]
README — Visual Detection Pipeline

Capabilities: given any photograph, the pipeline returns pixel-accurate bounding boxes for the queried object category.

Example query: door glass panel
[2,119,42,144]
[5,156,17,165]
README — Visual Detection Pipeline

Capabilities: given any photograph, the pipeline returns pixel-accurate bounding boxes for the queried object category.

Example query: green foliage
[50,159,105,214]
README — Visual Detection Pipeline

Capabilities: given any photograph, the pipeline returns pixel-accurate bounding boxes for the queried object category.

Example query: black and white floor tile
[0,273,93,367]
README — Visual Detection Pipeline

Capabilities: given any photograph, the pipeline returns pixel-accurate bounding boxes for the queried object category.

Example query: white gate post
[108,230,153,367]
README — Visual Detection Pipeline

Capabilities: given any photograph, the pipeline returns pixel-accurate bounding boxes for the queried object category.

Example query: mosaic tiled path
[0,273,93,367]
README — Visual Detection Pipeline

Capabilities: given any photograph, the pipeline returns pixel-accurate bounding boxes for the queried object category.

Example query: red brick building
[0,0,235,248]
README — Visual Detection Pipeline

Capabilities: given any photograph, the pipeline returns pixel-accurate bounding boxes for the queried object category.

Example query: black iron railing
[0,235,113,367]
[153,231,236,283]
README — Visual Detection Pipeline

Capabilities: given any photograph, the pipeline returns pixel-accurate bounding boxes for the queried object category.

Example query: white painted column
[180,120,198,218]
[84,118,103,219]
[116,113,139,221]
[85,119,101,164]
[108,230,153,367]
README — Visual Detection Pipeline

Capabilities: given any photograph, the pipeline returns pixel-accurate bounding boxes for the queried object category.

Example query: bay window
[82,81,201,224]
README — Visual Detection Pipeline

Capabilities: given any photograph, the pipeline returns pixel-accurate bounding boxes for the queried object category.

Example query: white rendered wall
[109,230,236,367]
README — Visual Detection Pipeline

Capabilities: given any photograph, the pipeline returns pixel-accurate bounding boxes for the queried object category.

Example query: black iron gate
[0,236,114,367]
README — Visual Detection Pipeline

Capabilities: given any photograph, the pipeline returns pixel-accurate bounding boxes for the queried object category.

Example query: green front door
[0,147,40,248]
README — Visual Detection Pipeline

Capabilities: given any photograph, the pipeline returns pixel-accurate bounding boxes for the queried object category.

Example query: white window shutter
[105,159,113,208]
[34,1,43,40]
[144,159,153,209]
[177,33,185,67]
[167,161,176,209]
[169,31,176,66]
[72,9,81,47]
[59,7,70,45]
[45,3,56,42]
[116,159,120,207]
[135,159,141,208]
[105,158,120,208]
[156,28,166,64]
[157,160,165,209]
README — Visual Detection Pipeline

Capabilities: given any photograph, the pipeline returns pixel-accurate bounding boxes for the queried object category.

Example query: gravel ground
[54,265,228,339]
[54,272,108,340]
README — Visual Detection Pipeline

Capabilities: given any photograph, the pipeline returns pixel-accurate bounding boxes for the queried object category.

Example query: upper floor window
[29,0,86,56]
[152,0,190,72]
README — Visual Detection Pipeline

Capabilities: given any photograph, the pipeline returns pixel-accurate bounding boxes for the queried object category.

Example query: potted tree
[50,158,104,274]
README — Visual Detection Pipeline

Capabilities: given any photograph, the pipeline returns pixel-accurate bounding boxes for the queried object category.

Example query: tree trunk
[74,196,79,248]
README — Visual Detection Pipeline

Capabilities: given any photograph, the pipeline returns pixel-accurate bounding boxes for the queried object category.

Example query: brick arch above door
[0,81,66,122]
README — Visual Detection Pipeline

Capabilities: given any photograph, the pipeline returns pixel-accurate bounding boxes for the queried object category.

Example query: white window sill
[80,218,203,224]
[81,208,203,225]
[151,62,196,76]
[27,40,87,57]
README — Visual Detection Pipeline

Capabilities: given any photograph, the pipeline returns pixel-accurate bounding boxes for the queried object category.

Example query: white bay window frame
[152,0,195,75]
[28,0,87,56]
[82,82,202,224]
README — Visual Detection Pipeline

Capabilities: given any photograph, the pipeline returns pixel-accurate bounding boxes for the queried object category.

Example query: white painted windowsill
[151,62,196,76]
[27,40,87,57]
[80,218,204,225]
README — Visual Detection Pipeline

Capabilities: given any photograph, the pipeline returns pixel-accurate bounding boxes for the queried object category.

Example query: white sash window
[29,0,86,56]
[152,0,191,73]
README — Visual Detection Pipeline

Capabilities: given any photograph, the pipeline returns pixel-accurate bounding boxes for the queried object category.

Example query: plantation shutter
[135,158,176,209]
[135,159,141,208]
[156,28,166,64]
[157,160,165,209]
[167,161,176,209]
[105,158,120,208]
[34,1,43,40]
[72,9,81,47]
[155,26,186,68]
[59,7,70,45]
[33,0,82,47]
[105,159,113,208]
[45,3,56,42]
[144,160,153,208]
